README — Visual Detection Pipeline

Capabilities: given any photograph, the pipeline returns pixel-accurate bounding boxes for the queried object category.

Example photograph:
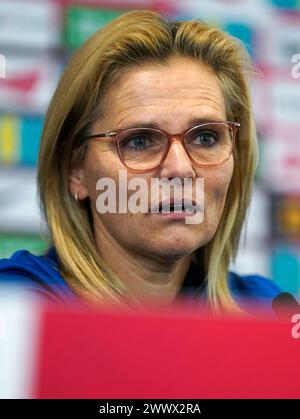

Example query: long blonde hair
[37,10,258,312]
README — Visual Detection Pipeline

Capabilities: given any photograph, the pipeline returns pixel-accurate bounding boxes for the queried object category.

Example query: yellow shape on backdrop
[0,115,20,164]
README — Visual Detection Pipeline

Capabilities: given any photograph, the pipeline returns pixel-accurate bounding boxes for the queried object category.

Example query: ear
[68,166,89,201]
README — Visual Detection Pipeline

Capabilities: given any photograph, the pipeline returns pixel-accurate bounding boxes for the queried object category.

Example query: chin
[150,237,200,261]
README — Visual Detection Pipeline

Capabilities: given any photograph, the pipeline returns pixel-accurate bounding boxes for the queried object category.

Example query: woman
[0,10,281,313]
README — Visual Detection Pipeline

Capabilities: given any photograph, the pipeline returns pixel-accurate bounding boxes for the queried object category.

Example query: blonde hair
[37,10,258,312]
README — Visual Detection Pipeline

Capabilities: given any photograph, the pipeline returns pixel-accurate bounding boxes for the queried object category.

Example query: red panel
[35,306,300,398]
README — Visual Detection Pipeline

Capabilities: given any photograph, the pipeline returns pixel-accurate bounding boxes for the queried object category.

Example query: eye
[119,130,163,152]
[122,134,154,151]
[190,129,218,147]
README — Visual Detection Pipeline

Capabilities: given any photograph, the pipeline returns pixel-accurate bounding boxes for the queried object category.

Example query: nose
[158,138,196,180]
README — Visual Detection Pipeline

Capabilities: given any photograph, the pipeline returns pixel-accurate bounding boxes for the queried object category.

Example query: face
[69,57,234,262]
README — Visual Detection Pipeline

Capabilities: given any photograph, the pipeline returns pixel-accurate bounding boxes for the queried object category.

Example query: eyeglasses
[85,121,240,173]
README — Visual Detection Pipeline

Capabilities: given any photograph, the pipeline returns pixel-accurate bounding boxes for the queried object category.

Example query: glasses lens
[185,123,233,165]
[118,128,167,170]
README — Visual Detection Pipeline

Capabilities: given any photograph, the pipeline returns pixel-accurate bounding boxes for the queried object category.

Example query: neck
[94,223,192,308]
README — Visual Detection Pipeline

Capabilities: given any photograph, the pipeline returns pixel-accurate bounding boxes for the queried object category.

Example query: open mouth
[151,199,199,214]
[159,202,193,212]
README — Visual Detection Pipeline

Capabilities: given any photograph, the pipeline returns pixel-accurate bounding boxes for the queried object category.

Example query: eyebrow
[117,117,226,131]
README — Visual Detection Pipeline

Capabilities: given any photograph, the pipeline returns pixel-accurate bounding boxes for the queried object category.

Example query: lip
[150,197,201,214]
[151,211,196,219]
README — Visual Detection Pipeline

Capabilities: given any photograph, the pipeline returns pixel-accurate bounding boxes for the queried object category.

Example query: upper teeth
[172,205,183,211]
[160,203,191,211]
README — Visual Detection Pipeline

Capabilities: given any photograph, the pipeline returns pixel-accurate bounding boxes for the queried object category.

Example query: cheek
[203,159,233,216]
[83,145,122,200]
[83,145,151,222]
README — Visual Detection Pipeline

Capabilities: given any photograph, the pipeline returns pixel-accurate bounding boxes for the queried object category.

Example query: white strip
[0,286,41,399]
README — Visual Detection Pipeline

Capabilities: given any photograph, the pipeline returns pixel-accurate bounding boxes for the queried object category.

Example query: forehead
[100,57,226,129]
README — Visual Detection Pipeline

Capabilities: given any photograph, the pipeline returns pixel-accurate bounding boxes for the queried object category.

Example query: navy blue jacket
[0,247,282,313]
